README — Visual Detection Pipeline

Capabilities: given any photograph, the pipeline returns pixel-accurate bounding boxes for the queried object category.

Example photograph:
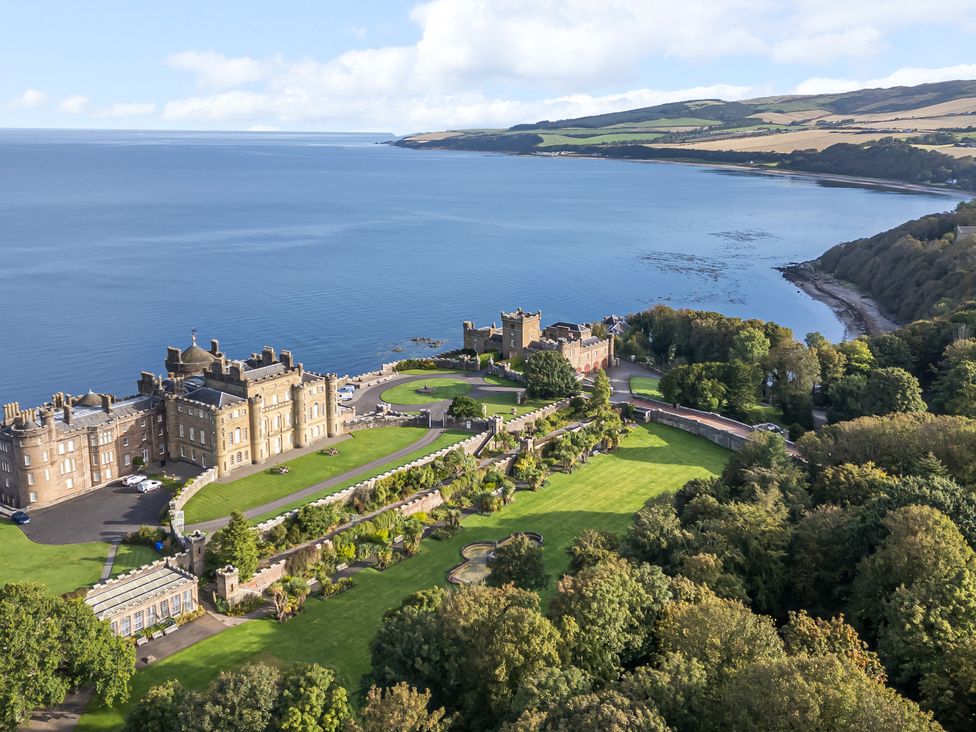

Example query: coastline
[779,262,901,338]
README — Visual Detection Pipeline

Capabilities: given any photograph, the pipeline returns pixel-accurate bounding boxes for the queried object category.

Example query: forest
[814,199,976,322]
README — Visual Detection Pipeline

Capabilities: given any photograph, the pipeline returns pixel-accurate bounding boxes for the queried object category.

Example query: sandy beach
[779,263,901,338]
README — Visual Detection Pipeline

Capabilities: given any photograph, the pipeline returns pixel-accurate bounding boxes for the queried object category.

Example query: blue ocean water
[0,129,962,407]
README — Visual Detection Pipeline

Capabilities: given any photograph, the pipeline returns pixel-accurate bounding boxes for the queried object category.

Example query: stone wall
[504,398,572,434]
[169,467,218,539]
[346,412,429,431]
[488,363,526,384]
[637,406,795,452]
[253,430,490,536]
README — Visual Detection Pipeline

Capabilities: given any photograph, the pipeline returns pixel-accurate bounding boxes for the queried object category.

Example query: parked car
[10,511,30,525]
[753,422,786,435]
[339,391,354,401]
[137,479,163,493]
[122,473,148,487]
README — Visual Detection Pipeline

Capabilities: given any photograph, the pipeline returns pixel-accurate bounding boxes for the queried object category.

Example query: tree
[566,529,620,573]
[731,328,771,365]
[123,680,200,732]
[487,535,549,591]
[197,663,282,732]
[369,588,448,694]
[549,558,670,681]
[274,664,351,732]
[270,576,310,623]
[655,589,785,684]
[532,689,669,732]
[447,395,482,419]
[208,511,259,581]
[931,360,976,417]
[781,611,886,682]
[619,653,708,732]
[714,655,941,732]
[826,373,867,423]
[524,352,580,399]
[764,342,819,405]
[588,369,612,416]
[0,583,135,731]
[868,333,914,370]
[837,338,876,375]
[810,462,894,507]
[861,367,926,416]
[356,683,450,732]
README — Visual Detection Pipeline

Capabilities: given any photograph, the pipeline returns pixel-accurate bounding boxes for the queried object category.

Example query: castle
[463,307,614,373]
[0,334,344,509]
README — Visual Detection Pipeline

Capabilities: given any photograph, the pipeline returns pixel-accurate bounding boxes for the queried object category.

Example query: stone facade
[0,334,346,508]
[463,307,614,373]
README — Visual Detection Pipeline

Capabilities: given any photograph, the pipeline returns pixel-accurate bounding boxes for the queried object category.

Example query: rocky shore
[779,263,901,338]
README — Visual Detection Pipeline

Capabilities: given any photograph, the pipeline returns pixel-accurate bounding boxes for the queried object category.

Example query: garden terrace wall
[169,467,218,541]
[636,406,795,452]
[488,363,526,384]
[253,430,491,537]
[504,398,572,434]
[346,412,429,431]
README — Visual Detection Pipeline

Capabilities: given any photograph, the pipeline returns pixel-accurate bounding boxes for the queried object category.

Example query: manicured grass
[110,545,161,578]
[183,428,434,524]
[380,379,471,405]
[78,423,728,731]
[630,375,663,400]
[0,523,108,595]
[483,375,523,387]
[249,430,472,523]
[477,391,552,419]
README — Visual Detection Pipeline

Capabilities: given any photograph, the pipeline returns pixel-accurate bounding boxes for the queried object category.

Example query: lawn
[110,545,161,578]
[482,375,523,388]
[380,378,471,405]
[630,375,663,400]
[78,423,728,731]
[0,523,108,595]
[248,430,471,523]
[477,391,552,419]
[183,427,435,524]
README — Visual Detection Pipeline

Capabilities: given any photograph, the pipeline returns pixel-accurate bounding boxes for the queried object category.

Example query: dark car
[10,511,30,525]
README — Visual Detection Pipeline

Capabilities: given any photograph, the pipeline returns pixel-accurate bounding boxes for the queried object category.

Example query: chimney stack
[63,403,72,425]
[280,350,293,369]
[100,394,113,413]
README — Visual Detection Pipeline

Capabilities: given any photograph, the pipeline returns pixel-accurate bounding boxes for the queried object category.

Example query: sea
[0,129,964,407]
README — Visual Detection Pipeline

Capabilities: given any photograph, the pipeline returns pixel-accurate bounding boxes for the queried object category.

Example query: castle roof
[181,343,216,366]
[181,387,244,408]
[75,390,103,408]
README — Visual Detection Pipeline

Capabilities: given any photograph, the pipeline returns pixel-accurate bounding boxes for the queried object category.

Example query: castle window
[122,437,128,447]
[22,455,30,467]
[26,473,34,486]
[189,427,195,441]
[105,468,112,480]
[157,415,163,423]
[93,471,100,482]
[65,478,73,490]
[29,491,37,503]
[43,469,49,481]
[124,455,130,466]
[200,432,206,446]
[179,425,184,438]
[58,443,65,455]
[67,440,75,452]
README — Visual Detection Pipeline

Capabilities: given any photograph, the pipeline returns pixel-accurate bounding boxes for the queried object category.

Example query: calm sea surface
[0,129,963,406]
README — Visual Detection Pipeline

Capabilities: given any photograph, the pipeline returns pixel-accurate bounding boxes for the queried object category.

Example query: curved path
[186,427,448,533]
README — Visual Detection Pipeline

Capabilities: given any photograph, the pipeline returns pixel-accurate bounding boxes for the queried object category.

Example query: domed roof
[182,343,216,365]
[76,390,102,408]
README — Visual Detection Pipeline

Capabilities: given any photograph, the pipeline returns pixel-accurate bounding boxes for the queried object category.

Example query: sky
[4,0,976,134]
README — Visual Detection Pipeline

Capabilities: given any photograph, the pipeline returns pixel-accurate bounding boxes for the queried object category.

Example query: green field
[477,391,551,419]
[78,423,728,731]
[538,132,664,147]
[482,375,523,388]
[248,430,471,523]
[110,545,161,578]
[607,117,722,128]
[183,427,435,524]
[0,523,108,595]
[380,378,471,405]
[630,375,663,400]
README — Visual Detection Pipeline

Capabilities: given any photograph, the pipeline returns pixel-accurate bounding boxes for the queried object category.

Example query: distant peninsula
[393,79,976,192]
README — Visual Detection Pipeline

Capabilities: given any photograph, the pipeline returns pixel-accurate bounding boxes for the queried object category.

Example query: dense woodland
[815,199,976,322]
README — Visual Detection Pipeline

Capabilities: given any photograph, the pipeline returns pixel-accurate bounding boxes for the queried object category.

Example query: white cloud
[94,101,157,117]
[248,124,279,132]
[795,64,976,95]
[57,95,89,114]
[166,50,270,88]
[10,89,48,108]
[772,26,882,64]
